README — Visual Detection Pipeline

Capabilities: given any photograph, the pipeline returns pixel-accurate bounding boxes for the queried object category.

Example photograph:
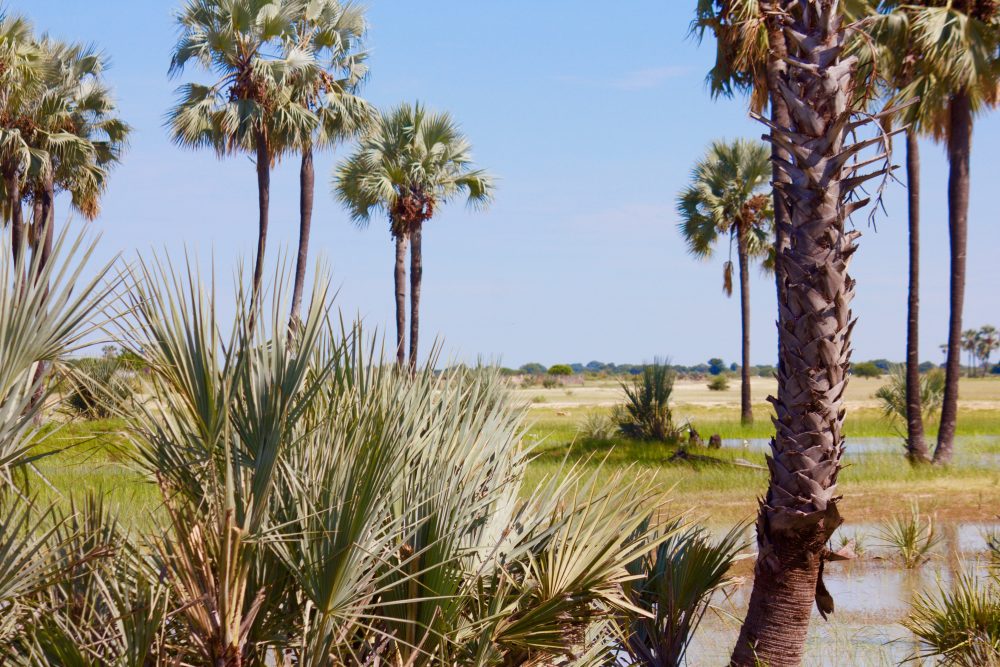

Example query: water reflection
[685,520,998,666]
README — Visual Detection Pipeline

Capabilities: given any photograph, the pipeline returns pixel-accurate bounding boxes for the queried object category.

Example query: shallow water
[721,434,1000,457]
[683,521,998,666]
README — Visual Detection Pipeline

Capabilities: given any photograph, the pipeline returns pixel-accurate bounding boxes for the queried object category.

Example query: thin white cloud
[613,66,689,91]
[555,65,689,91]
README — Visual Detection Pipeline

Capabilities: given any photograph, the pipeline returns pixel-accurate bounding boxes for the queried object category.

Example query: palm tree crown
[677,138,773,283]
[334,102,494,237]
[167,0,316,155]
[28,39,130,221]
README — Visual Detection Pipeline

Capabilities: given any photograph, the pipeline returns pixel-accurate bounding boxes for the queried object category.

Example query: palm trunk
[905,131,928,463]
[29,177,55,416]
[251,130,270,315]
[6,173,24,266]
[737,227,753,425]
[409,224,423,371]
[289,145,314,328]
[731,3,872,663]
[765,2,791,368]
[934,91,972,466]
[394,231,408,368]
[38,176,54,270]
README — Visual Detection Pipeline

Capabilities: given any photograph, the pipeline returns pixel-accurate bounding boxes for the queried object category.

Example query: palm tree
[962,328,980,375]
[728,2,898,664]
[284,0,373,326]
[23,38,130,270]
[859,1,939,462]
[884,2,1000,465]
[167,0,315,305]
[978,325,999,375]
[334,102,494,368]
[677,138,773,425]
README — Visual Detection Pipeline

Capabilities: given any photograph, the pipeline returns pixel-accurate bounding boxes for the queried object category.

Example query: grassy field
[27,376,1000,528]
[518,375,1000,525]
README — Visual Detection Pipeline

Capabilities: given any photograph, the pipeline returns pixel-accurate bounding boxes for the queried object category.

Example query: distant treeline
[503,358,1000,378]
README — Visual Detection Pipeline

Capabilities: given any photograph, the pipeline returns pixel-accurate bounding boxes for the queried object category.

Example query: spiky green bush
[617,360,678,441]
[905,569,1000,666]
[622,520,747,666]
[876,504,941,568]
[60,356,134,419]
[5,253,694,665]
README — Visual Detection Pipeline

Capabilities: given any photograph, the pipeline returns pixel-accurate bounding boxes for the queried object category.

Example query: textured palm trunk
[251,130,271,313]
[394,231,408,368]
[409,224,423,371]
[765,0,792,365]
[289,145,315,328]
[732,3,885,663]
[934,91,971,466]
[6,173,24,266]
[27,179,55,417]
[737,228,753,425]
[905,131,928,463]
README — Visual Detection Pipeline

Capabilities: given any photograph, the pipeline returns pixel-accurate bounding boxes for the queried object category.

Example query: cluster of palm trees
[961,324,1000,376]
[690,0,999,663]
[0,14,129,269]
[167,0,493,365]
[692,0,999,467]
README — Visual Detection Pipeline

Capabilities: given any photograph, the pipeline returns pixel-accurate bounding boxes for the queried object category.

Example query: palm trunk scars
[732,2,900,665]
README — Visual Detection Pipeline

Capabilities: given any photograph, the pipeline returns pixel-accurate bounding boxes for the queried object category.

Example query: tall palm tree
[334,102,494,368]
[167,0,315,305]
[883,1,1000,464]
[677,138,773,425]
[284,0,373,326]
[859,1,939,462]
[24,38,130,269]
[962,328,980,375]
[729,2,898,664]
[977,325,999,375]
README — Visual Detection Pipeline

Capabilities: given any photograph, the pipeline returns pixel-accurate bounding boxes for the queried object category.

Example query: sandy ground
[513,375,1000,411]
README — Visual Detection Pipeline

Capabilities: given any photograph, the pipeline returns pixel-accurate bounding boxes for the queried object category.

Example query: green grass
[28,419,159,527]
[525,404,1000,447]
[26,412,1000,529]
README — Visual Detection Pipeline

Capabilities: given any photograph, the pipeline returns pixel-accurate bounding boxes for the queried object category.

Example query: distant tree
[334,102,494,367]
[918,361,937,374]
[519,363,546,376]
[707,358,726,376]
[870,359,892,372]
[852,362,883,379]
[678,139,773,425]
[976,326,999,377]
[548,364,573,376]
[569,363,584,373]
[585,360,607,372]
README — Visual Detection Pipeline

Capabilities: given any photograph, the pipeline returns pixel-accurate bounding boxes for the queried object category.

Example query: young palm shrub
[876,504,942,568]
[904,569,1000,666]
[622,519,748,666]
[874,367,945,460]
[92,257,673,664]
[618,360,677,441]
[59,356,134,419]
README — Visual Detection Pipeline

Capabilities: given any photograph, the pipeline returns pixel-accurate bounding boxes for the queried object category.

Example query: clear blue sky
[14,0,1000,367]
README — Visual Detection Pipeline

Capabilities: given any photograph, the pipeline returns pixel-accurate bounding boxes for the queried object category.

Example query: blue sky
[13,0,1000,367]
